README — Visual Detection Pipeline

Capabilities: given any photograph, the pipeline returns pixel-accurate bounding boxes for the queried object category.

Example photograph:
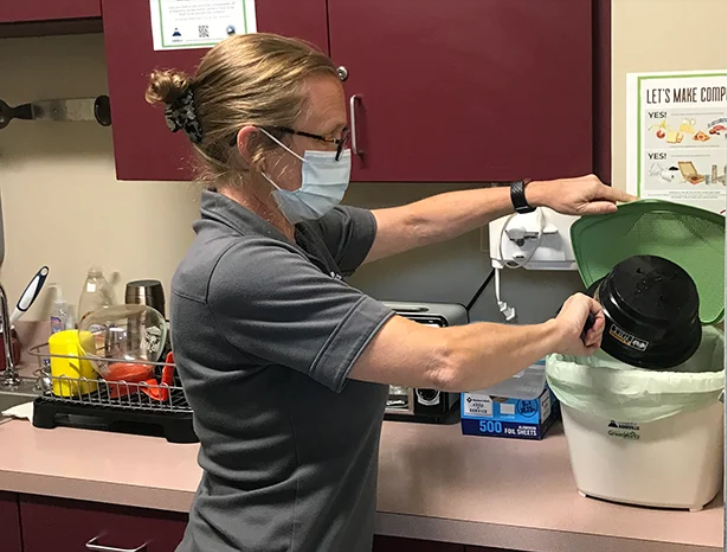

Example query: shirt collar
[199,189,290,241]
[198,190,336,274]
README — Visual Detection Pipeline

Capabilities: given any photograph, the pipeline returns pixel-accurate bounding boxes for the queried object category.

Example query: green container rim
[570,199,725,325]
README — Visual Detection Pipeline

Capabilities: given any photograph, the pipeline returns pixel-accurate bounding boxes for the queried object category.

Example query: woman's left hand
[528,175,637,215]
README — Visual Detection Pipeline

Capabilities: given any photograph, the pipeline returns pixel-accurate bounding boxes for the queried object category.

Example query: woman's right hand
[553,293,605,356]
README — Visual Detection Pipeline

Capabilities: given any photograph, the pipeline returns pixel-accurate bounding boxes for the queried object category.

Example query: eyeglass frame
[229,126,351,161]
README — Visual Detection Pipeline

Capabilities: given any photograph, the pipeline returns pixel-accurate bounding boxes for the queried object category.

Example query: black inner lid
[608,255,699,324]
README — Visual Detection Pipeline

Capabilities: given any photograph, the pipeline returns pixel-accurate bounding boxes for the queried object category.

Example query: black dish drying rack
[28,343,197,443]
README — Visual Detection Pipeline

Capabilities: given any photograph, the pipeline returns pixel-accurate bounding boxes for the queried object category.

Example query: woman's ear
[234,125,260,167]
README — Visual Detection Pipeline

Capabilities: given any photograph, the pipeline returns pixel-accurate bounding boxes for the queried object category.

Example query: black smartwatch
[510,178,535,214]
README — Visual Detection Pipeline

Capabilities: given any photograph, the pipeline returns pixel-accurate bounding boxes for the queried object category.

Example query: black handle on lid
[581,312,596,343]
[556,306,597,345]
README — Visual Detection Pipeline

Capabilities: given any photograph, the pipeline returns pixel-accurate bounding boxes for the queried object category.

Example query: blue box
[460,385,560,440]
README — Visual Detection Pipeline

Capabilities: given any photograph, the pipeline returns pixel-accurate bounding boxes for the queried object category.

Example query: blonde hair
[145,33,338,188]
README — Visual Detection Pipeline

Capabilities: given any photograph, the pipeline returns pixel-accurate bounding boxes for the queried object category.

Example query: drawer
[20,495,188,552]
[373,536,465,551]
[0,491,22,552]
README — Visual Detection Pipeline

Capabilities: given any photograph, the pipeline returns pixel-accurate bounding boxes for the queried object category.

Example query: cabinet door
[103,0,329,181]
[0,0,101,23]
[329,0,593,182]
[20,495,188,552]
[373,536,465,551]
[0,492,21,552]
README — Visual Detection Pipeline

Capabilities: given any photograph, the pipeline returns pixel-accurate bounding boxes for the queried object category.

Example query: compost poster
[626,70,727,214]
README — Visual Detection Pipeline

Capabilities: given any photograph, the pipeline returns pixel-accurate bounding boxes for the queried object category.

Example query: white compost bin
[546,326,724,511]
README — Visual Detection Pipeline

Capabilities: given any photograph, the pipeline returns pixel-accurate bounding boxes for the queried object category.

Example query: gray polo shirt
[171,190,394,552]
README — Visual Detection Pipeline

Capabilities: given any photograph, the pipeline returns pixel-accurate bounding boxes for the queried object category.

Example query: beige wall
[0,34,201,320]
[4,1,724,327]
[611,0,727,189]
[0,33,585,329]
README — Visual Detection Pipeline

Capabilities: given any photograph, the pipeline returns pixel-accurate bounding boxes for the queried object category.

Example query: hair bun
[145,69,192,106]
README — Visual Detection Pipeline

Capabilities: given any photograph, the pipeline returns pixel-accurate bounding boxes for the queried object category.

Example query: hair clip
[164,88,203,144]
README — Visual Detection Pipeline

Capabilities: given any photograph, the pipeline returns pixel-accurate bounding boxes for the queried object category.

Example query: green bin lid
[570,200,725,325]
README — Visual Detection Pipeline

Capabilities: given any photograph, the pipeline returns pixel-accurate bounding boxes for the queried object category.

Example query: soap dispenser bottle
[49,284,75,334]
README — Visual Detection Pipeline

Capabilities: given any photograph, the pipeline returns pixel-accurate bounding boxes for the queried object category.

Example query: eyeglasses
[230,126,351,161]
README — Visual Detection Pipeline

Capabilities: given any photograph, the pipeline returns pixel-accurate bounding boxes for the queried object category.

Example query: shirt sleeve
[311,206,377,276]
[207,239,394,392]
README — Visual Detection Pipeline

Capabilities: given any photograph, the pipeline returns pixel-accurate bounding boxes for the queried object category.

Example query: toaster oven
[382,302,469,424]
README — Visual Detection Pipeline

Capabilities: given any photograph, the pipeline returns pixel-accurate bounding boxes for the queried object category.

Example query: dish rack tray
[27,343,197,443]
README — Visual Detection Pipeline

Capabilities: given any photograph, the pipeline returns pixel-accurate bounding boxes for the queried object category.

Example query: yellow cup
[48,330,99,397]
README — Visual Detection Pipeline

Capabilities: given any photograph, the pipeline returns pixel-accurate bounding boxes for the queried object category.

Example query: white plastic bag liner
[546,326,724,423]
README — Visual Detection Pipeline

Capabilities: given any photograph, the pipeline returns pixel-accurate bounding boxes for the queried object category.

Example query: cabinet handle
[86,535,148,552]
[349,94,364,156]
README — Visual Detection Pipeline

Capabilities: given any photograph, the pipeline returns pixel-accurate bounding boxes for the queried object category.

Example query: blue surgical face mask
[259,128,351,224]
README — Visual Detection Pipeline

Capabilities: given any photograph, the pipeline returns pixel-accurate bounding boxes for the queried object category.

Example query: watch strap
[510,179,535,214]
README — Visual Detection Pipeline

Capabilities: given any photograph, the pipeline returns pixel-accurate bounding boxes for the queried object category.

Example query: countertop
[0,417,722,552]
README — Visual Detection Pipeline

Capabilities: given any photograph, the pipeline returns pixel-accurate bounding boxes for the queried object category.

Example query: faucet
[0,283,20,388]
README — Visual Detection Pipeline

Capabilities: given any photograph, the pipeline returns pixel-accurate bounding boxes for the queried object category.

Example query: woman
[146,33,632,552]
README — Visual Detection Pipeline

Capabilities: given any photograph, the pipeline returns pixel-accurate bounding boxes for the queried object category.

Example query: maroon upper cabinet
[329,0,593,182]
[0,0,101,23]
[0,492,22,552]
[102,0,329,181]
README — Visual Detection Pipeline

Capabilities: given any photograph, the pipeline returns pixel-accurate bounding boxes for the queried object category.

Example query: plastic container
[49,285,74,335]
[560,402,723,511]
[78,303,168,367]
[103,361,155,399]
[47,330,99,397]
[556,199,726,511]
[476,359,547,400]
[547,327,724,511]
[78,266,115,325]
